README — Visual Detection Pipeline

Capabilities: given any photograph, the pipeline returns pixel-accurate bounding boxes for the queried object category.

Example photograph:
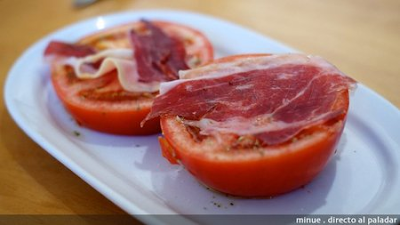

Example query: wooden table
[1,0,399,223]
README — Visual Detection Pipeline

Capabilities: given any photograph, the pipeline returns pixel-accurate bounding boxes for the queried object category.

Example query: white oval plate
[4,10,400,224]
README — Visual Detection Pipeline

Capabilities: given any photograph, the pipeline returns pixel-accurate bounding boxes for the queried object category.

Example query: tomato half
[157,54,351,197]
[159,91,348,197]
[50,21,214,135]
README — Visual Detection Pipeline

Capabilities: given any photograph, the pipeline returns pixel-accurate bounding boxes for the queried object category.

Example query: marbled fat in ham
[146,54,356,145]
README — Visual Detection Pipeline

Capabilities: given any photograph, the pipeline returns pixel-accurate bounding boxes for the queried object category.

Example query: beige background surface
[1,0,399,223]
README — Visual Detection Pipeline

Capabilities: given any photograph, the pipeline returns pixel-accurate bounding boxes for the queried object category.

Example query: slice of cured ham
[130,20,189,83]
[146,54,356,145]
[44,41,96,58]
[44,20,189,93]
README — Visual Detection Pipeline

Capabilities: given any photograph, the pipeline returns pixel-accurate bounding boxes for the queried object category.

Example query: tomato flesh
[158,137,179,164]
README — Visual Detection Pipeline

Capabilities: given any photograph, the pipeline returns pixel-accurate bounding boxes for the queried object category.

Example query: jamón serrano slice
[147,54,355,145]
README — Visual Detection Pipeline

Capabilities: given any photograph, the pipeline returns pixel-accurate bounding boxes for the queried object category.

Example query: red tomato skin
[161,118,345,197]
[64,100,160,135]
